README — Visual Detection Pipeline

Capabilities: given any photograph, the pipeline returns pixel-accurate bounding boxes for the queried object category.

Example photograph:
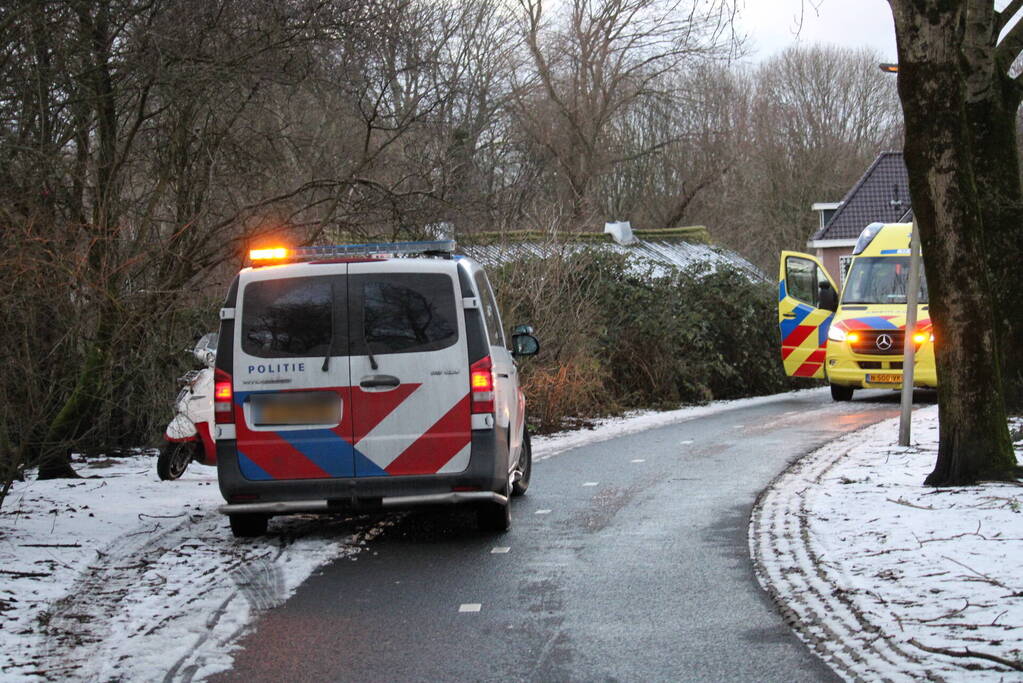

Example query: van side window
[473,271,504,347]
[241,277,334,358]
[357,274,458,354]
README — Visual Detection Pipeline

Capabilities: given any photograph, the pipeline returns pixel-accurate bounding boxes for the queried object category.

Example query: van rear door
[233,267,356,480]
[347,261,471,476]
[778,252,837,379]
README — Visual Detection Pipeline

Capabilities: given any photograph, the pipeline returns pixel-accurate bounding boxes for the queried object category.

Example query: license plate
[866,373,902,384]
[250,392,340,426]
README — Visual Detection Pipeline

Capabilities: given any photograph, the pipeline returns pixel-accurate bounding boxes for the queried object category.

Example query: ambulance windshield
[842,256,929,305]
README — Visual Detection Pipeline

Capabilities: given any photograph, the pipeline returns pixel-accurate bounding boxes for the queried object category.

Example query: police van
[212,240,539,537]
[778,222,936,401]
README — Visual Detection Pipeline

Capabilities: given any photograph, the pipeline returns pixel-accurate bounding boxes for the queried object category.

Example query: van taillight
[470,357,494,414]
[214,369,234,424]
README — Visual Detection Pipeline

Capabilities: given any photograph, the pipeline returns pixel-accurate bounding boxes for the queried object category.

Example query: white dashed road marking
[680,440,694,445]
[459,603,482,613]
[491,547,510,554]
[630,459,645,463]
[535,509,552,515]
[582,482,599,487]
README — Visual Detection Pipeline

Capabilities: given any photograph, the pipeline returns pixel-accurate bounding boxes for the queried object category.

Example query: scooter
[158,333,218,480]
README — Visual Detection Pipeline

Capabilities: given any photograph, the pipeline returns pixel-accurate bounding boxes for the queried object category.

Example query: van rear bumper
[219,490,507,516]
[215,427,511,515]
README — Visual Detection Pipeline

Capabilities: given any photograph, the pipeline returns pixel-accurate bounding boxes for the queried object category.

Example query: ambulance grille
[851,330,905,355]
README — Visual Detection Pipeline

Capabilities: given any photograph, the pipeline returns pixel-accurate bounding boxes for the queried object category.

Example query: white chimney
[604,220,636,245]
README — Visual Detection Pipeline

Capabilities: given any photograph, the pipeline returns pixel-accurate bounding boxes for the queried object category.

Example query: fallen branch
[138,512,186,520]
[0,569,51,578]
[942,556,1012,590]
[908,638,1023,671]
[886,497,937,510]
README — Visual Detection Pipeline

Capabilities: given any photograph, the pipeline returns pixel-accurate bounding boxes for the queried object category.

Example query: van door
[347,262,471,476]
[778,251,837,379]
[233,267,357,480]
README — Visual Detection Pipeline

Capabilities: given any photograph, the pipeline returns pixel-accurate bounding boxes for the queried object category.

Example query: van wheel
[157,442,194,481]
[830,384,854,401]
[511,427,532,497]
[476,496,511,533]
[229,514,269,538]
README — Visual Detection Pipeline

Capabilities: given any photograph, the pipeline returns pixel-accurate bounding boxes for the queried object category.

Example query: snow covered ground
[0,390,806,681]
[752,404,1023,680]
[2,391,1020,681]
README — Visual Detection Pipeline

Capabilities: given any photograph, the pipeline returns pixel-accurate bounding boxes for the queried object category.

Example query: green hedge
[490,250,799,432]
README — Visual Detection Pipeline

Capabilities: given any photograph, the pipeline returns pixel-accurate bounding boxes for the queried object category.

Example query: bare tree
[511,0,739,227]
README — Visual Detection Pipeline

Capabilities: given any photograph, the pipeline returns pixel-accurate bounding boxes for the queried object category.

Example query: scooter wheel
[158,442,194,480]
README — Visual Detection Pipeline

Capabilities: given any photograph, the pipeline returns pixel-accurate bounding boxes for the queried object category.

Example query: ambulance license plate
[866,373,901,384]
[251,392,340,426]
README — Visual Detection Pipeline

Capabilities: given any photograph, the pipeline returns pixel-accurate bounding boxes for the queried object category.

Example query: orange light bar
[249,247,289,261]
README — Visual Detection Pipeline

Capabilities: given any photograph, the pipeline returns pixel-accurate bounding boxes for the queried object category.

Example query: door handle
[497,373,510,378]
[782,313,797,319]
[360,375,400,389]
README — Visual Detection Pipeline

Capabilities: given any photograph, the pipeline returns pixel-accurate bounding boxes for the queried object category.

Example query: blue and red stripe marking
[232,384,470,481]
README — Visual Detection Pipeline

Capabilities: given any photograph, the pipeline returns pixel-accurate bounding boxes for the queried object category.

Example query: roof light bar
[247,239,457,265]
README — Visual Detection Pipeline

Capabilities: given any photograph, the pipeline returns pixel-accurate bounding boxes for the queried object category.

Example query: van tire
[830,384,854,401]
[229,514,269,538]
[157,442,193,481]
[511,427,532,497]
[476,495,511,533]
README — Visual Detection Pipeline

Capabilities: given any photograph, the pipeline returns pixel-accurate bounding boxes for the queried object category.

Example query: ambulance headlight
[827,326,847,342]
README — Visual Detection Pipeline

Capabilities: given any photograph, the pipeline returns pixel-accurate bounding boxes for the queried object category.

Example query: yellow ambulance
[778,222,936,401]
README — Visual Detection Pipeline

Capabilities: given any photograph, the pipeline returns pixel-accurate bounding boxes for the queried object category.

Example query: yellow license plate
[866,373,902,384]
[251,393,340,426]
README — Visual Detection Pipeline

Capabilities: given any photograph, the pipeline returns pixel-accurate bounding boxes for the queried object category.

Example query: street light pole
[899,218,922,446]
[878,61,919,447]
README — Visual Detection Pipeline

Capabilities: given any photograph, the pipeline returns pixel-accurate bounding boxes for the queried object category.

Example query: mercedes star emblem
[875,333,894,351]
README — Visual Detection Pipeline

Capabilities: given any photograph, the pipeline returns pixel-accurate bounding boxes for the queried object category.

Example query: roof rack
[249,239,457,264]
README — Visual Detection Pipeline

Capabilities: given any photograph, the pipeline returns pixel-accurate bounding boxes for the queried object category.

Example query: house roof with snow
[811,152,914,244]
[459,226,763,280]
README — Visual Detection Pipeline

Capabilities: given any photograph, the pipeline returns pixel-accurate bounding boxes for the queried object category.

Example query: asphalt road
[216,389,910,682]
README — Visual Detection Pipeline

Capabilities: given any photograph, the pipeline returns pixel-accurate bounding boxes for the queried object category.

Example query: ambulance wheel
[476,495,511,533]
[830,384,854,402]
[157,442,193,481]
[229,514,268,538]
[511,427,532,497]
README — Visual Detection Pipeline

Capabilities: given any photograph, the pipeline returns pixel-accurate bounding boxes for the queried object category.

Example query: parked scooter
[158,333,218,480]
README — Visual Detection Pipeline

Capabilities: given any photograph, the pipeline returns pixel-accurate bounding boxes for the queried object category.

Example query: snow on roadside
[752,405,1023,680]
[0,455,389,681]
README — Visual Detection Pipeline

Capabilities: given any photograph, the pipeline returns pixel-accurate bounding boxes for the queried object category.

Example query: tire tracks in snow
[35,511,385,681]
[749,433,945,683]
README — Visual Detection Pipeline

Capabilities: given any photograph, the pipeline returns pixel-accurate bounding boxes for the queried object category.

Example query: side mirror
[512,324,535,336]
[818,282,838,312]
[511,331,539,357]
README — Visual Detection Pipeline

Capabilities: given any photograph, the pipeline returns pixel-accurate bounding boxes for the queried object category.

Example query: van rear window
[356,274,458,355]
[241,276,335,358]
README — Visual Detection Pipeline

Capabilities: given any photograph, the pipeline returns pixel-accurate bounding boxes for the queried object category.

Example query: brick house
[809,151,913,284]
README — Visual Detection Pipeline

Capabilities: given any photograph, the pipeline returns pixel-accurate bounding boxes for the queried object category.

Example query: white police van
[212,240,539,537]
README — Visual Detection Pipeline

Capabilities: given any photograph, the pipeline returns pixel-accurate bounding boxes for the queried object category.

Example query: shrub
[489,248,796,432]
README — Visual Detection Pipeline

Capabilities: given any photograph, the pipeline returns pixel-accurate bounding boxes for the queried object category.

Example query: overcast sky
[738,0,897,62]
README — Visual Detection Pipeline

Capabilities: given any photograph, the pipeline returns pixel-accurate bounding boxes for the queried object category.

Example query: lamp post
[879,62,920,447]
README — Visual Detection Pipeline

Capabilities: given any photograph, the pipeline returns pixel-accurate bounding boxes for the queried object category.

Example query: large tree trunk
[967,91,1023,410]
[889,1,1017,485]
